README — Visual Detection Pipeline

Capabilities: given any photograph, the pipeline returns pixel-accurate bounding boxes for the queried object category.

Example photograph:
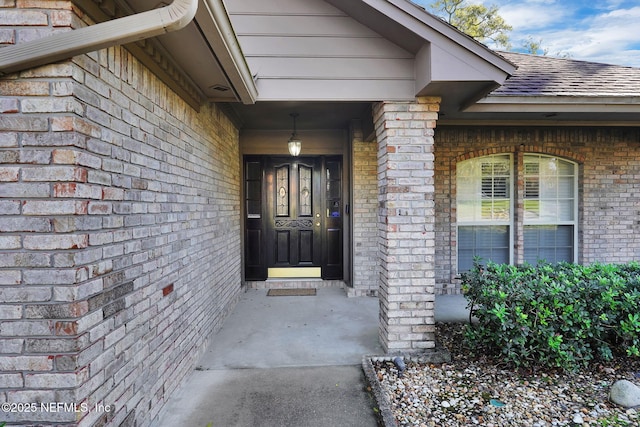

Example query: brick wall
[0,2,242,425]
[434,126,640,293]
[351,126,378,296]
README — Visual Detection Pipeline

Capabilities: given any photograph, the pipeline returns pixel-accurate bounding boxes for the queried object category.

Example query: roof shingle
[494,52,640,97]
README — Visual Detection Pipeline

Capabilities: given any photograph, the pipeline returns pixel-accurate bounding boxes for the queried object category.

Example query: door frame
[242,155,346,281]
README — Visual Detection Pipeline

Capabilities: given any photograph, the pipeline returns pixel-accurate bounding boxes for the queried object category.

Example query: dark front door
[244,156,343,280]
[267,157,321,276]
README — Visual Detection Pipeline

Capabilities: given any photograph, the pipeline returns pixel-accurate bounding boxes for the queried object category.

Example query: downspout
[0,0,198,76]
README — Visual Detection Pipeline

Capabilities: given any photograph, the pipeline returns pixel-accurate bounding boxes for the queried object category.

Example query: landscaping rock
[610,380,640,408]
[367,324,640,426]
[572,412,583,424]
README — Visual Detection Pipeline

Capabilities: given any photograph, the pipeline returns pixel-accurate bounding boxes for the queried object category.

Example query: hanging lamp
[287,113,302,156]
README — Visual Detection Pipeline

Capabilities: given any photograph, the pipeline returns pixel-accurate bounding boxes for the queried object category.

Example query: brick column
[373,97,440,352]
[350,120,378,296]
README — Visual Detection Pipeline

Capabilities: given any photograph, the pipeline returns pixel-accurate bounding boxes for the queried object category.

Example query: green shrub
[461,259,640,371]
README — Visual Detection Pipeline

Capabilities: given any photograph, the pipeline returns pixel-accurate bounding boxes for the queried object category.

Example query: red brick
[162,284,174,297]
[54,321,77,335]
[53,183,101,199]
[52,182,77,197]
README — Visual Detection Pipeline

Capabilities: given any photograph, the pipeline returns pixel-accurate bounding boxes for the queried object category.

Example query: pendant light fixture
[288,113,302,156]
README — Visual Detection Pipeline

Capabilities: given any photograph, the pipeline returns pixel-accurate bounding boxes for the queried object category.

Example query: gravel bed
[373,323,640,427]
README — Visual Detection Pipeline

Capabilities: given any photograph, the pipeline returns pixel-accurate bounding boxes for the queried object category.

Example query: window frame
[522,154,579,264]
[456,154,515,270]
[455,153,579,272]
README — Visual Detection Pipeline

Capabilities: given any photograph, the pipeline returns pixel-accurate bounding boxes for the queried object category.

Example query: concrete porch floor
[158,287,469,426]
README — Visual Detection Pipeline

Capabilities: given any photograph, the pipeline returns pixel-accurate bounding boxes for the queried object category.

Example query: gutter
[465,95,640,113]
[0,0,198,76]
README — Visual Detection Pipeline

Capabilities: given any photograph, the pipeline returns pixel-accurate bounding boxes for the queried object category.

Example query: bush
[461,260,640,371]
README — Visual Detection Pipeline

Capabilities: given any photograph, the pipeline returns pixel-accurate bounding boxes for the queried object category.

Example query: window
[523,154,577,264]
[456,154,577,271]
[457,154,513,271]
[245,161,262,219]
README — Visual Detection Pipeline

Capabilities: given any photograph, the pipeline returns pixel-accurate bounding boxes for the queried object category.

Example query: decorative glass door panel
[275,166,289,217]
[299,165,312,217]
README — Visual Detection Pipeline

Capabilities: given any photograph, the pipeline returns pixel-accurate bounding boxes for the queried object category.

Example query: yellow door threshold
[268,267,321,278]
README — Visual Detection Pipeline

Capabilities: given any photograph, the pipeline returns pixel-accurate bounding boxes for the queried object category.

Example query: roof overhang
[181,0,258,104]
[94,0,258,106]
[0,0,198,75]
[0,0,257,109]
[445,95,640,126]
[324,0,516,115]
[445,51,640,126]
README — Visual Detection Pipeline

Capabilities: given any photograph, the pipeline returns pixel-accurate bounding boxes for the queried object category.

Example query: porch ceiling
[225,101,374,131]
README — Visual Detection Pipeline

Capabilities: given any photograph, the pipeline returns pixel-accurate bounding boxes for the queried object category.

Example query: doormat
[267,288,317,296]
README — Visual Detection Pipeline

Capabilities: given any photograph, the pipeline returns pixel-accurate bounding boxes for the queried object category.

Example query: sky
[412,0,640,67]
